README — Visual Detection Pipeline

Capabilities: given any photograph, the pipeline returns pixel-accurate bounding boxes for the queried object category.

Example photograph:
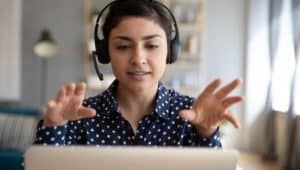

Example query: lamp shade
[34,29,57,58]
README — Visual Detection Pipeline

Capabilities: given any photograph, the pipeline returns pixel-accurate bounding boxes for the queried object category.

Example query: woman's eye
[147,44,159,49]
[116,45,131,50]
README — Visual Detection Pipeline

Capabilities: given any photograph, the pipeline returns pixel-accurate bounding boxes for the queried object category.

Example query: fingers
[66,83,76,96]
[179,110,198,123]
[56,87,66,102]
[44,82,92,127]
[184,78,243,134]
[201,79,222,96]
[75,82,86,96]
[222,96,244,108]
[46,100,57,113]
[56,83,75,103]
[77,107,96,118]
[219,96,243,128]
[56,82,86,103]
[215,78,242,99]
[223,113,240,128]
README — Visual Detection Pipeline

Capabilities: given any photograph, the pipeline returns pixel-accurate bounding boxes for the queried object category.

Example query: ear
[167,39,179,64]
[96,39,110,64]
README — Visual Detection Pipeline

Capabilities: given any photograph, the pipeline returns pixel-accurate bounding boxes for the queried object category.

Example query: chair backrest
[0,107,41,150]
[0,107,41,117]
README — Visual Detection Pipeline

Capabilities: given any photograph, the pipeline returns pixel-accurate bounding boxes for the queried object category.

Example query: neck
[115,83,158,133]
[116,83,158,116]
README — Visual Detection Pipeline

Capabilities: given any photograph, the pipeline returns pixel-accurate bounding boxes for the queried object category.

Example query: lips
[127,71,151,80]
[128,71,149,75]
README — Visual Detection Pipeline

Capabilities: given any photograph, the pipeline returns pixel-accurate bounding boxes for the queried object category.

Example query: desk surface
[238,152,281,170]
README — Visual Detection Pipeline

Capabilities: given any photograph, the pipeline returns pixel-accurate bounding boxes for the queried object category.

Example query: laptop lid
[24,146,238,170]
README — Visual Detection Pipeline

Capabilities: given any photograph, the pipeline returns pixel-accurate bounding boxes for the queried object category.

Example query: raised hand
[43,82,96,127]
[179,78,243,137]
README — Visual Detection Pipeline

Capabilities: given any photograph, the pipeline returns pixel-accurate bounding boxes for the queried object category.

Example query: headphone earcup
[167,39,179,64]
[95,39,110,64]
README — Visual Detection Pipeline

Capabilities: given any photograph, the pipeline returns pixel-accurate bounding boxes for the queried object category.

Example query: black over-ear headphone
[92,0,180,81]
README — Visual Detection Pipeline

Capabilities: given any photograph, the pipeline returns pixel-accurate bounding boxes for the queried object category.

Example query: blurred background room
[0,0,299,170]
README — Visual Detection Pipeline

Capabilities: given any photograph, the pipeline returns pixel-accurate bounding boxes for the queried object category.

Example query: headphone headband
[94,1,115,44]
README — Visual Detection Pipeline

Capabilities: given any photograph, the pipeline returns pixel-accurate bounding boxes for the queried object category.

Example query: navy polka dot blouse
[34,80,222,147]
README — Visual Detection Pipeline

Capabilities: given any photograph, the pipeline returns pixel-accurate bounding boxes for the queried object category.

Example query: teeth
[133,72,145,75]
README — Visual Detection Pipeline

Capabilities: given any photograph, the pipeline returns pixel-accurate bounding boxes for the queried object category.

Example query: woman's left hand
[179,78,244,137]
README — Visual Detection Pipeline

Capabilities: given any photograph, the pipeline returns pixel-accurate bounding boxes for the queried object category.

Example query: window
[271,0,296,112]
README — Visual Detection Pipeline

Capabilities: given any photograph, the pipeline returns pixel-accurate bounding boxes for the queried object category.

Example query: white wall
[21,0,88,107]
[0,0,22,101]
[205,0,248,149]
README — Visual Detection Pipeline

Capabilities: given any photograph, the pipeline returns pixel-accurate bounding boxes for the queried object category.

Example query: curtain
[263,0,282,160]
[285,0,300,169]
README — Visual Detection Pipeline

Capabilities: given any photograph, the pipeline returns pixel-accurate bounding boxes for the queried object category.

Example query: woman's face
[109,17,168,93]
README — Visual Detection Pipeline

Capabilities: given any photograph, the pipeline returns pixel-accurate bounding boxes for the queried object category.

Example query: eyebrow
[112,34,162,41]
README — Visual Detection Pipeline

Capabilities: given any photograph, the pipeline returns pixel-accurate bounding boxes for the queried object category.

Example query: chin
[122,80,158,92]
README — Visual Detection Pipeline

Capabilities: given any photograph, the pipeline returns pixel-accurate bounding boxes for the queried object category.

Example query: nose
[130,44,146,65]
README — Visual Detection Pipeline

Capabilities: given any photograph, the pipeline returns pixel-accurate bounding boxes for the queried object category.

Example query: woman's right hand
[43,82,96,127]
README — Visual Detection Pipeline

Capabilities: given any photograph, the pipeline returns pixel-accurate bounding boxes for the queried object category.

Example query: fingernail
[236,78,243,84]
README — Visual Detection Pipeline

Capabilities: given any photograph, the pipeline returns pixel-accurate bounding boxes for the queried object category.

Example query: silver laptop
[24,146,238,170]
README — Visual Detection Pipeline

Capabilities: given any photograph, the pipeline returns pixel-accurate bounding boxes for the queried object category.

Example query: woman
[35,0,243,147]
